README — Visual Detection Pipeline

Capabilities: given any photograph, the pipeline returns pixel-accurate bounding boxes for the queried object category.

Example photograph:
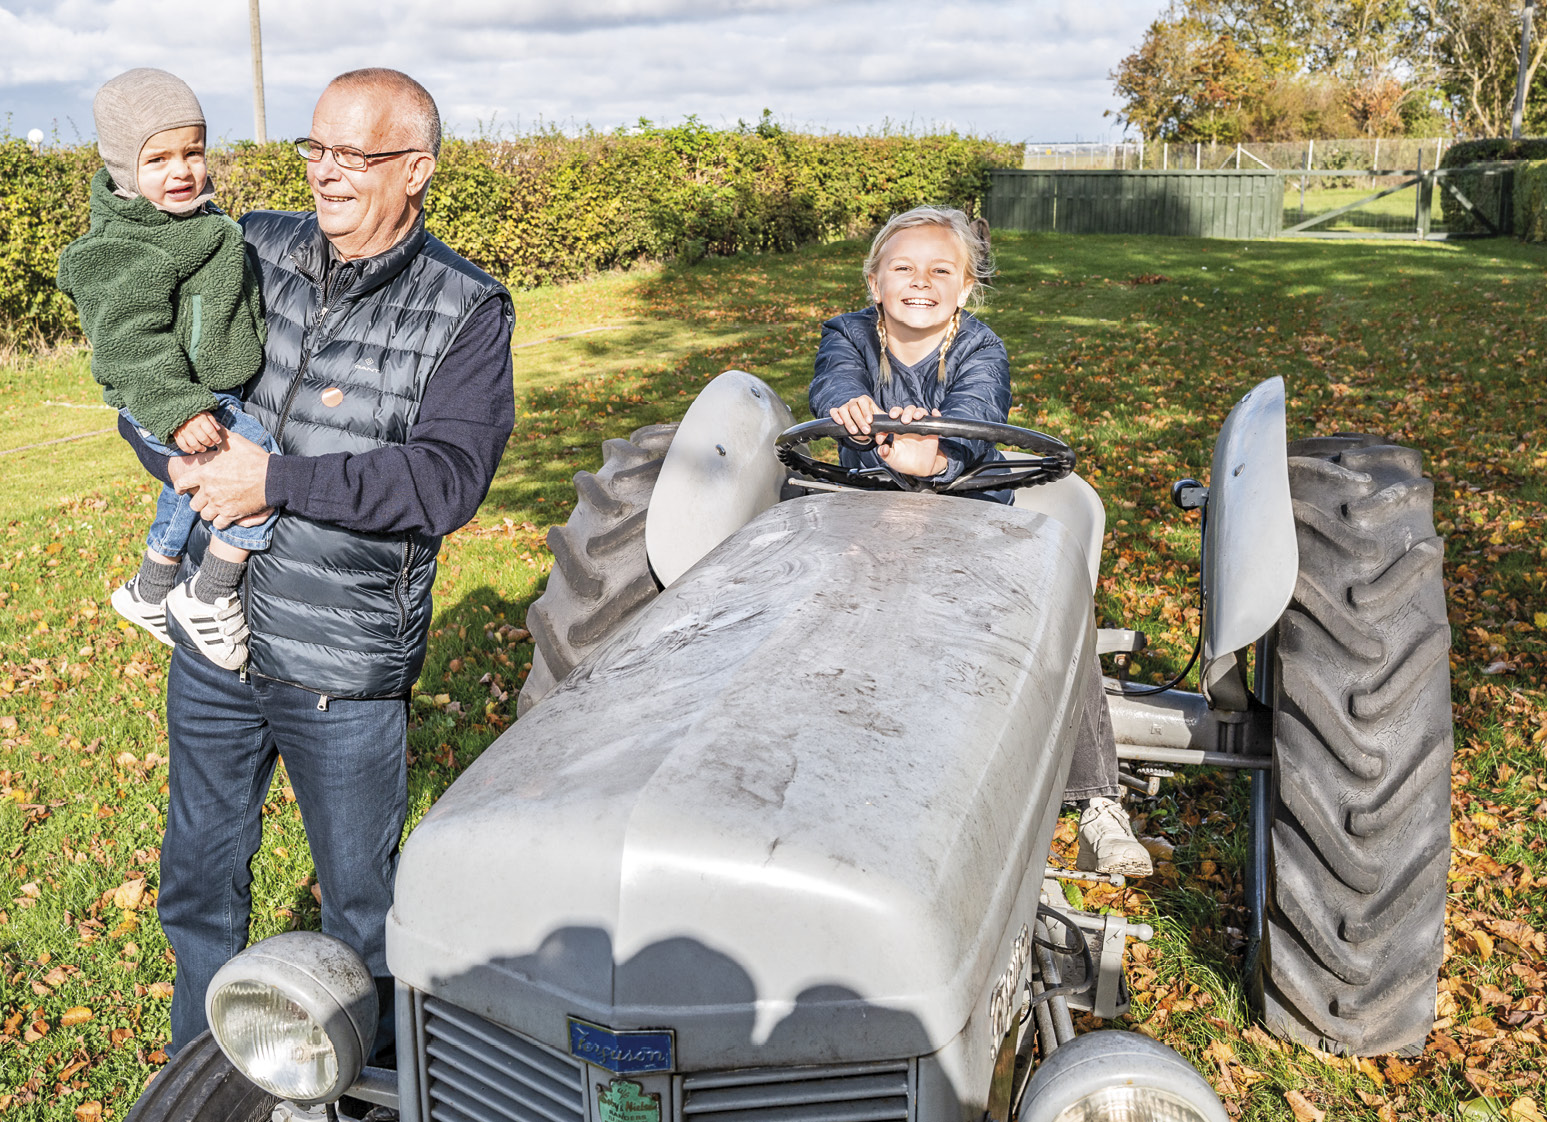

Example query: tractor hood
[387,492,1094,1071]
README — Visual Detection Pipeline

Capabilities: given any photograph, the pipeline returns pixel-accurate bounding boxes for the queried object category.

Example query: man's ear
[406,152,437,197]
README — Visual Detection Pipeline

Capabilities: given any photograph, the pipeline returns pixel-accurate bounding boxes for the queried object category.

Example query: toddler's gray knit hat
[93,68,205,195]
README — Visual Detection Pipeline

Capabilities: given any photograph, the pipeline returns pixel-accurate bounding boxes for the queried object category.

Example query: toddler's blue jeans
[119,393,280,556]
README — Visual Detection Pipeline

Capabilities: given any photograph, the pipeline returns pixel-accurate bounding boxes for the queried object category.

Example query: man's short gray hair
[328,68,442,158]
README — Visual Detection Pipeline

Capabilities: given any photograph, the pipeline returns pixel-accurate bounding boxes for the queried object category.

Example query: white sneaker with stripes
[110,575,174,647]
[165,578,250,671]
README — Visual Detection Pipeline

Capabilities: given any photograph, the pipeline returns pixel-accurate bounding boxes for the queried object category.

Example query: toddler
[57,68,277,671]
[808,205,1152,877]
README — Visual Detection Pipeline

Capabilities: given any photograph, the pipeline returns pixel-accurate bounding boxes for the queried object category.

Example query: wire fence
[1022,137,1453,173]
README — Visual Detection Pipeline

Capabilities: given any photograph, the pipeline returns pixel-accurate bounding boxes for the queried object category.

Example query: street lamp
[26,128,43,152]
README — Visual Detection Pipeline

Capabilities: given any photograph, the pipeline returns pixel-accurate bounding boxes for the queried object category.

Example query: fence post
[1416,149,1431,240]
[1236,143,1242,169]
[1163,143,1168,170]
[1373,136,1381,171]
[1300,142,1311,222]
[1139,137,1145,169]
[1196,141,1201,169]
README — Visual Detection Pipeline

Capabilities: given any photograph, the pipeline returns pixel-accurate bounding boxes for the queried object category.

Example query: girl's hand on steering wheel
[829,395,883,441]
[878,407,946,476]
[887,404,934,425]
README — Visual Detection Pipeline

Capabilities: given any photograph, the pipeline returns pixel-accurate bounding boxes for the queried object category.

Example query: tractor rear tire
[1260,434,1452,1056]
[517,423,677,716]
[123,1030,278,1121]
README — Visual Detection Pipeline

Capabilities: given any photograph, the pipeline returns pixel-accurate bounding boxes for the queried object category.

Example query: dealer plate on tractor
[567,1017,675,1074]
[596,1077,663,1122]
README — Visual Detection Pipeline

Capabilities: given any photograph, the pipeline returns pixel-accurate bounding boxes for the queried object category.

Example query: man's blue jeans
[119,392,280,556]
[159,646,408,1059]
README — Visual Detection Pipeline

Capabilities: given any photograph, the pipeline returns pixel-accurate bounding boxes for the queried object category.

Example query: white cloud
[1,0,1164,144]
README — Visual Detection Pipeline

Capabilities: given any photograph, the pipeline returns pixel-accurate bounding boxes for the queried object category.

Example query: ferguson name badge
[568,1018,674,1074]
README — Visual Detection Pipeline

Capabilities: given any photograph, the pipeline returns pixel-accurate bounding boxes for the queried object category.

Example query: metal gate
[1279,163,1514,239]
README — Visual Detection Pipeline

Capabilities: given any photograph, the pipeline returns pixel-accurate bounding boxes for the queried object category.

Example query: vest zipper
[244,664,408,700]
[394,539,411,633]
[273,277,335,443]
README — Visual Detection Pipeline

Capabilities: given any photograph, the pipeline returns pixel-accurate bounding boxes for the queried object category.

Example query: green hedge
[1,122,1020,345]
[1434,138,1547,235]
[1514,160,1547,243]
[0,140,99,344]
[1438,138,1547,166]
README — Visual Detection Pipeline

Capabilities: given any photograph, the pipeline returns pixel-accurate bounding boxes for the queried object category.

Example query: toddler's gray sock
[193,555,246,604]
[136,556,179,603]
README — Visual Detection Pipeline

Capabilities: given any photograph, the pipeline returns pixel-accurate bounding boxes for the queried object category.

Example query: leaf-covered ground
[1,233,1543,1120]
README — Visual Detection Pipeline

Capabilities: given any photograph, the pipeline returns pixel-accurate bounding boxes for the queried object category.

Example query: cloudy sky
[2,0,1166,146]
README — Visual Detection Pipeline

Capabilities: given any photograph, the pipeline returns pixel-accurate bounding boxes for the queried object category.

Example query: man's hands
[173,430,273,529]
[827,398,948,478]
[172,411,223,454]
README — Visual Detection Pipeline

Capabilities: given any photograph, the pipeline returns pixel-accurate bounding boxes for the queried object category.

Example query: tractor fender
[646,369,795,588]
[1011,469,1105,594]
[1202,375,1297,703]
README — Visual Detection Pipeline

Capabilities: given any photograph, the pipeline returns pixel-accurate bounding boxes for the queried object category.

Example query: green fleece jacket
[56,168,267,443]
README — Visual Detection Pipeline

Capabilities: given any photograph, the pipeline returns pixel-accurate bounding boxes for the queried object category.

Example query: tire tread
[517,424,676,715]
[123,1031,277,1122]
[1260,436,1453,1056]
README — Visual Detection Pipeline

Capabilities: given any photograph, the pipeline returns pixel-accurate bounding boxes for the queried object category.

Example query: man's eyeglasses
[294,138,419,171]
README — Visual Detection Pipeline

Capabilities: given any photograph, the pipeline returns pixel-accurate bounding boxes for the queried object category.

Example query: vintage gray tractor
[127,374,1452,1122]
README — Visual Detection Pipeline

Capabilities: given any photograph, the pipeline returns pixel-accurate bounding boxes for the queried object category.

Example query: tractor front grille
[417,999,912,1122]
[682,1061,911,1122]
[422,997,587,1122]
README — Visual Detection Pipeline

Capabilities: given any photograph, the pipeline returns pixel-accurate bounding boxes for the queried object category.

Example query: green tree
[1110,13,1263,140]
[1111,0,1443,139]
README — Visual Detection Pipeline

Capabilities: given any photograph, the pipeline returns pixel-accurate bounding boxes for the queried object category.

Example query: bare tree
[1427,0,1547,134]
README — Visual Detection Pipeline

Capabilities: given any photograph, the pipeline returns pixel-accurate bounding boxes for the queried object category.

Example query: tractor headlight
[205,932,377,1106]
[1019,1030,1228,1122]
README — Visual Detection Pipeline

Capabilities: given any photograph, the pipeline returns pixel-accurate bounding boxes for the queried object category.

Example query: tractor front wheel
[122,1031,277,1122]
[517,424,677,715]
[1260,434,1452,1056]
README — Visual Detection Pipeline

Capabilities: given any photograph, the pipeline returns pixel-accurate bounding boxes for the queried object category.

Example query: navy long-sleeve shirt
[119,293,514,536]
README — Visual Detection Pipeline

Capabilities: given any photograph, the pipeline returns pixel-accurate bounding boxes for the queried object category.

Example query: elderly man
[119,68,515,1062]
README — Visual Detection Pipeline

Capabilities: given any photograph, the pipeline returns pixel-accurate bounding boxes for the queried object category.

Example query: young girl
[810,206,1011,497]
[57,68,278,672]
[808,205,1152,877]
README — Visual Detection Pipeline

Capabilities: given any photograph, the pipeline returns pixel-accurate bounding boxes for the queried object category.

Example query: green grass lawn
[2,233,1545,1119]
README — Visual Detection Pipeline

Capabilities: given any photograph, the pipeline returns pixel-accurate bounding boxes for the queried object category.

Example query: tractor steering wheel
[775,416,1075,494]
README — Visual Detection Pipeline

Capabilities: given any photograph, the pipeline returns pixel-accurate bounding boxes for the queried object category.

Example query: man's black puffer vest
[183,210,505,698]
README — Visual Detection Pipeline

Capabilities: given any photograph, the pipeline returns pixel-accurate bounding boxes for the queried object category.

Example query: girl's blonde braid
[874,304,893,385]
[935,309,961,384]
